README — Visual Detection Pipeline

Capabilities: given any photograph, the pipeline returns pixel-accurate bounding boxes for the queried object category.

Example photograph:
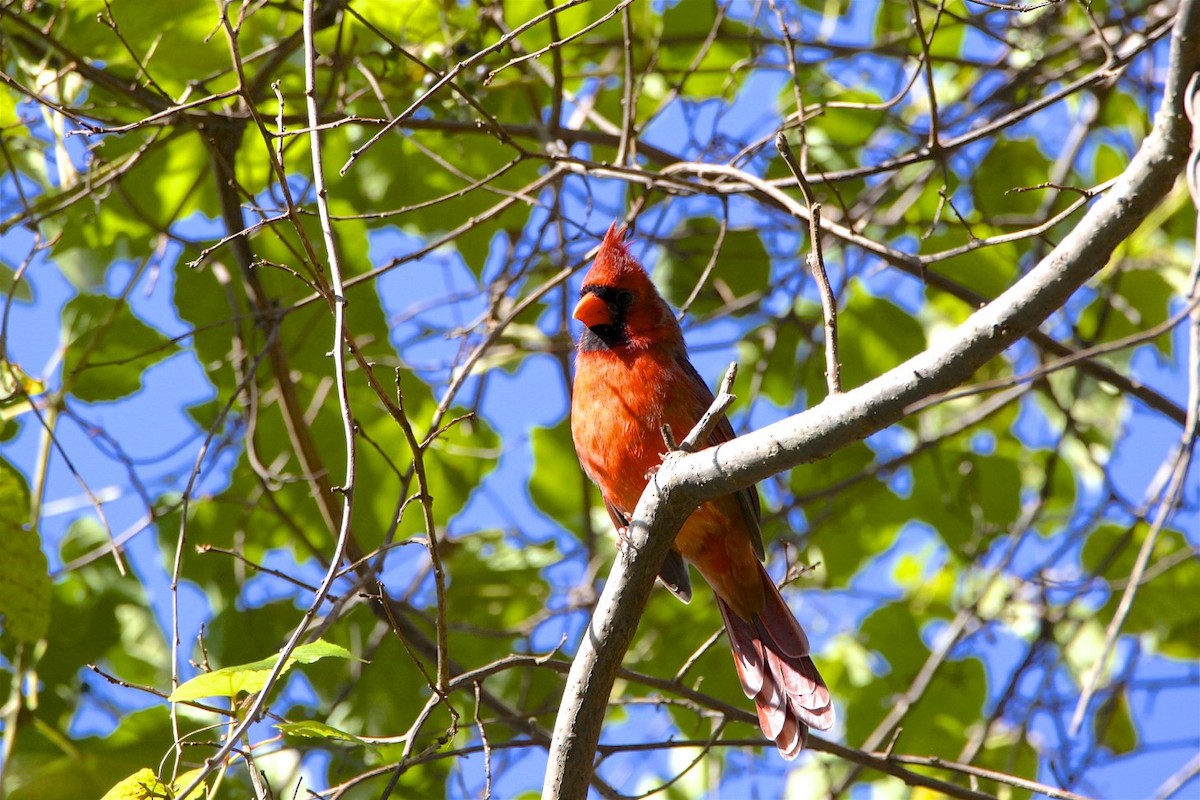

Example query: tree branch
[542,2,1199,794]
[777,132,841,395]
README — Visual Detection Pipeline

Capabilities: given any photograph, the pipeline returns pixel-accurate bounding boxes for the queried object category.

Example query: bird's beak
[573,292,611,328]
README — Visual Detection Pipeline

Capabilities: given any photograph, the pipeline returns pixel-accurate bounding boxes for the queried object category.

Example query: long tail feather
[718,565,834,760]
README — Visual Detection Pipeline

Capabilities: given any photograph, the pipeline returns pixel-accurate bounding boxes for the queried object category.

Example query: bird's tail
[717,564,834,759]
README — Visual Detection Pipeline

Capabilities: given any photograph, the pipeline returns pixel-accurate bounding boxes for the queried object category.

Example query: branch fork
[658,362,739,458]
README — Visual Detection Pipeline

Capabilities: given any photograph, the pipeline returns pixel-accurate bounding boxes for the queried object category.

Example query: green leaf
[60,293,179,402]
[7,708,177,800]
[654,0,752,99]
[972,451,1022,527]
[278,720,377,752]
[0,458,51,642]
[44,189,154,291]
[853,602,986,755]
[529,419,588,532]
[39,523,165,703]
[170,770,207,800]
[1081,525,1200,658]
[1100,91,1148,139]
[168,639,353,702]
[98,767,205,800]
[99,768,169,800]
[1094,687,1138,755]
[739,310,818,410]
[803,487,905,583]
[0,263,33,302]
[836,287,926,389]
[282,638,353,663]
[814,95,886,150]
[973,138,1051,217]
[925,17,966,60]
[657,219,770,318]
[41,2,232,94]
[446,530,554,640]
[1093,142,1126,183]
[923,228,1021,298]
[1081,267,1177,348]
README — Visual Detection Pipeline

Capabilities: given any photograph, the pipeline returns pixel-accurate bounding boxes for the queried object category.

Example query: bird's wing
[676,355,766,561]
[604,498,693,602]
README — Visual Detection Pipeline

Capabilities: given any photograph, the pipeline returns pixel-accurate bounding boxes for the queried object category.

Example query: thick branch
[542,3,1199,795]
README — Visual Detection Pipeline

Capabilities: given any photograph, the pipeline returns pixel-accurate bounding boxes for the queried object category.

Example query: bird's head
[573,222,683,352]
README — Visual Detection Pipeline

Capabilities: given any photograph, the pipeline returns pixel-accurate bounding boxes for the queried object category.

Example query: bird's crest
[583,221,645,287]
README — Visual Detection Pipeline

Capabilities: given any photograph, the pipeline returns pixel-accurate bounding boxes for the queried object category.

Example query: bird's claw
[644,464,661,480]
[615,526,630,550]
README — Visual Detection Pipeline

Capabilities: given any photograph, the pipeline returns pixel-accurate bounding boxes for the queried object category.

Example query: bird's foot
[615,526,630,550]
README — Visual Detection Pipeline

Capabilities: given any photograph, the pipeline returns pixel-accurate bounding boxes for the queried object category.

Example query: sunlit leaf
[0,361,45,431]
[99,768,169,800]
[0,458,50,642]
[168,639,353,702]
[278,720,377,753]
[529,419,589,532]
[60,293,179,402]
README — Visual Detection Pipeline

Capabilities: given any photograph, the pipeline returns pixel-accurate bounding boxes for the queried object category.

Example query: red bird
[570,222,834,758]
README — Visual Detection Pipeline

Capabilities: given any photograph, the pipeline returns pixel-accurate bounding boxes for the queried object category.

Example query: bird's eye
[615,289,634,307]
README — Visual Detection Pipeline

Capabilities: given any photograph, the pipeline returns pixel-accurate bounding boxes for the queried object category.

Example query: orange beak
[572,292,611,329]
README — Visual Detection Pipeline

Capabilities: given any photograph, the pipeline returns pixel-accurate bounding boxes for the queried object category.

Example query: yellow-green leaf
[100,768,168,800]
[169,639,352,702]
[278,719,376,752]
[60,294,179,402]
[98,767,206,800]
[0,459,51,642]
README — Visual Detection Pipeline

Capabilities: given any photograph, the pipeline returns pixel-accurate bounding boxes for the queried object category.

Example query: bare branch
[677,362,738,453]
[777,133,841,395]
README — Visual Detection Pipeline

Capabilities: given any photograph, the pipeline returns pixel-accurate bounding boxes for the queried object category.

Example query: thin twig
[342,0,592,174]
[485,0,636,85]
[906,293,1200,415]
[777,133,841,394]
[474,683,493,800]
[677,362,738,453]
[1153,752,1200,800]
[616,1,637,166]
[678,202,729,318]
[394,369,452,693]
[543,0,564,137]
[908,0,944,150]
[172,4,362,795]
[882,753,1095,800]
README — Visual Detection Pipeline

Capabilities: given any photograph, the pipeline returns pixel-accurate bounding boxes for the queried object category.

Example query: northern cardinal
[570,222,834,758]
